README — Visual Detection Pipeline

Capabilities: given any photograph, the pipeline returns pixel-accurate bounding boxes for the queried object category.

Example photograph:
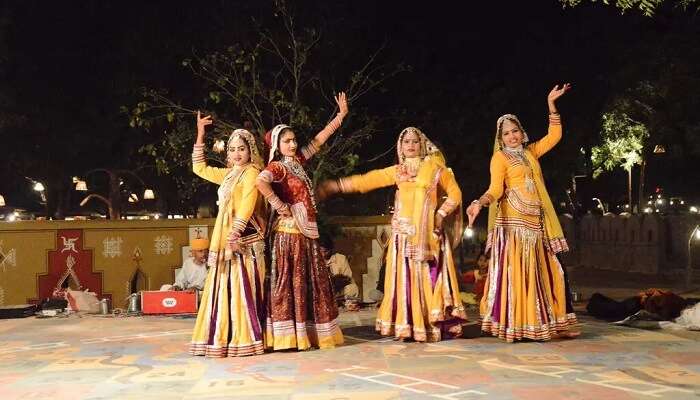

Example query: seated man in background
[320,235,359,308]
[160,238,209,291]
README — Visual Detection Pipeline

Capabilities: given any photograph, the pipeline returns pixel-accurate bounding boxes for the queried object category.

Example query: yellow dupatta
[397,128,463,261]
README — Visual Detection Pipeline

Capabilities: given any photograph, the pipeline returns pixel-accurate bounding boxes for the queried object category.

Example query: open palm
[547,83,571,103]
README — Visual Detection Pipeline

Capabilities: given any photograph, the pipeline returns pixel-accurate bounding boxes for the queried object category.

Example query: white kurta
[174,258,208,290]
[328,253,359,299]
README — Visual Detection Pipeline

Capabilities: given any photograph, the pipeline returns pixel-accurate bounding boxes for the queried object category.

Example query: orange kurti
[480,116,577,342]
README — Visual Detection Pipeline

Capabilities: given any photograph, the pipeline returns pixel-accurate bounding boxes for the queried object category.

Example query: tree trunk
[108,171,122,220]
[638,158,646,214]
[627,168,633,214]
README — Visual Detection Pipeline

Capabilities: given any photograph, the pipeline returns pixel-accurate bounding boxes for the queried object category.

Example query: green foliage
[123,0,404,213]
[591,110,648,177]
[560,0,699,16]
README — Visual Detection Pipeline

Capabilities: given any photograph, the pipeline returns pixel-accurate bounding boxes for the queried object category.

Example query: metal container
[127,293,141,313]
[571,290,581,303]
[99,299,110,315]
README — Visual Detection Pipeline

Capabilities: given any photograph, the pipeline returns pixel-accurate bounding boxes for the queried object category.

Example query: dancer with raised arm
[466,84,579,342]
[255,92,348,350]
[190,112,268,357]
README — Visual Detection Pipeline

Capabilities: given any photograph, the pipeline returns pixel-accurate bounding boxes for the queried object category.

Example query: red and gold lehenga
[257,123,344,350]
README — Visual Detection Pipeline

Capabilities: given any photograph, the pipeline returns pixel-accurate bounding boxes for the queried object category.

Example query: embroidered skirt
[376,232,467,342]
[266,231,343,350]
[481,200,578,342]
[190,241,267,357]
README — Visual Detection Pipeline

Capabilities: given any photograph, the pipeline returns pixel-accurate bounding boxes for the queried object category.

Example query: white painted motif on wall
[0,286,5,306]
[60,236,78,253]
[102,237,123,258]
[154,235,174,255]
[0,241,17,273]
[55,254,82,291]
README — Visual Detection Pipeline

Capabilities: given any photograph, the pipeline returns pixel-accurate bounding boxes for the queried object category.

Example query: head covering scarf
[487,114,567,253]
[217,128,262,207]
[228,128,264,168]
[266,124,292,163]
[397,127,462,252]
[396,127,445,165]
[494,114,529,150]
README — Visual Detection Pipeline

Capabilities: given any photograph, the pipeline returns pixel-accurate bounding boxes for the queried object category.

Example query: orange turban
[190,238,210,250]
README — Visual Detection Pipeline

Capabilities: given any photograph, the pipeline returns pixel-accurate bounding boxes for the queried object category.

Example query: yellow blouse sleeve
[232,167,260,232]
[192,144,229,184]
[484,152,507,202]
[193,162,229,185]
[339,165,397,194]
[527,114,562,159]
[437,168,462,216]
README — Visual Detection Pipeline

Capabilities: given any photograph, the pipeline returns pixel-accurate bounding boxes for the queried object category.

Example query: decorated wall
[0,215,479,307]
[327,216,392,302]
[0,219,214,307]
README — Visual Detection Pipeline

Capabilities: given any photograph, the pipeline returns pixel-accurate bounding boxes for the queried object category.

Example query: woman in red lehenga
[255,92,348,350]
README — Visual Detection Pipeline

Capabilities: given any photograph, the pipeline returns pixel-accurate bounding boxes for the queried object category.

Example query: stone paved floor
[1,308,699,400]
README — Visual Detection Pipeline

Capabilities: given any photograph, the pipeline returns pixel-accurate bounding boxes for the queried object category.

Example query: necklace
[503,147,536,193]
[398,157,421,182]
[281,156,317,210]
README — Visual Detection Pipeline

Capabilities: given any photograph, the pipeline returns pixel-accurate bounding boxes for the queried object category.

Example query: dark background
[1,0,698,217]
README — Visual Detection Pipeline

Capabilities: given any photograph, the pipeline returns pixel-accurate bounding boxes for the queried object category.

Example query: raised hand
[196,111,213,137]
[335,92,348,118]
[547,83,571,104]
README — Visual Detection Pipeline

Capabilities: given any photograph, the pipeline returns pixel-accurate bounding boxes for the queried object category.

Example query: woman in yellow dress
[466,84,578,342]
[189,111,268,357]
[318,127,466,342]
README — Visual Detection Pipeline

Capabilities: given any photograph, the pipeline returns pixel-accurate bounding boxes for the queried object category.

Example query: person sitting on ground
[161,238,209,291]
[460,251,489,305]
[319,235,360,308]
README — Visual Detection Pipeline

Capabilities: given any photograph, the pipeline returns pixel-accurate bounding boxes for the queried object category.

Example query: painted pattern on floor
[0,310,698,399]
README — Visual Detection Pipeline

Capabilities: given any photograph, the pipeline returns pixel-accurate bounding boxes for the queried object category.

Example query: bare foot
[552,330,580,339]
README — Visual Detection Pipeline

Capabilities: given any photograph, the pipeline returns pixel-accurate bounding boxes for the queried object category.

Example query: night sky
[1,0,698,217]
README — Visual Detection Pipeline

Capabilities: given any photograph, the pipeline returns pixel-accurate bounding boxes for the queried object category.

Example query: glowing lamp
[464,227,474,239]
[213,140,226,153]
